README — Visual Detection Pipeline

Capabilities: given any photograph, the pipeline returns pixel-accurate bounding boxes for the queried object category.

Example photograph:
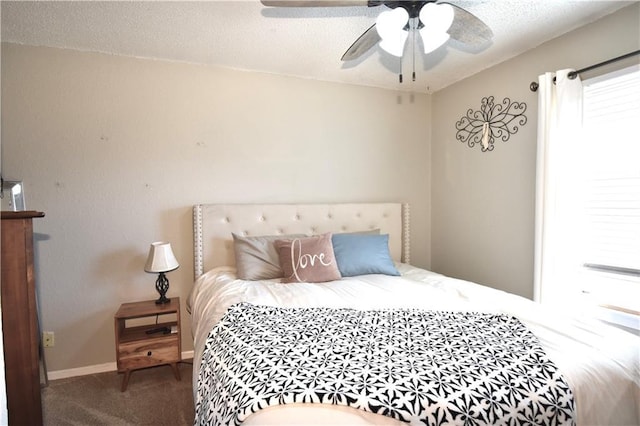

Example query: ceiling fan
[261,1,493,82]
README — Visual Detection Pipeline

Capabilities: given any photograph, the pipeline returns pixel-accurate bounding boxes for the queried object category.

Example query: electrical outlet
[42,331,55,348]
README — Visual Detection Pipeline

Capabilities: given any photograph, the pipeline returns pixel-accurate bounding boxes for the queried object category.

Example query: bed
[188,203,639,426]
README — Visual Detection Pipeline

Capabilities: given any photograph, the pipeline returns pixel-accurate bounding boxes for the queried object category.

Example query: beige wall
[1,43,431,371]
[431,3,640,298]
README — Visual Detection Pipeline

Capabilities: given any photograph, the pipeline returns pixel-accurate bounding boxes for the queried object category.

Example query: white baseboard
[47,350,195,381]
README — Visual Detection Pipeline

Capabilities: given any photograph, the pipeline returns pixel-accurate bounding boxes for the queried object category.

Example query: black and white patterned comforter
[195,303,576,425]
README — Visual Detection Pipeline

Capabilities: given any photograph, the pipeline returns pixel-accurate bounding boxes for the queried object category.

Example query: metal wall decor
[455,96,527,152]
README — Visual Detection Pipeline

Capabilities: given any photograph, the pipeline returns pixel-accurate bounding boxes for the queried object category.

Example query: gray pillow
[232,233,305,280]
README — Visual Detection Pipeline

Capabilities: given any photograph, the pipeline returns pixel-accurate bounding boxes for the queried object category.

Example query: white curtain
[533,70,584,305]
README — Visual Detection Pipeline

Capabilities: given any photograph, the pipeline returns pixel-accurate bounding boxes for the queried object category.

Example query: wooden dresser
[1,210,45,425]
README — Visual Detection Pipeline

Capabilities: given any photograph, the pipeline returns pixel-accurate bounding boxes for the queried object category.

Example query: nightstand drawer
[117,337,179,371]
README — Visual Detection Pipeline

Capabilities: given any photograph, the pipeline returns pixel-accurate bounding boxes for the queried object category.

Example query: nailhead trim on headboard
[194,205,204,279]
[402,203,410,264]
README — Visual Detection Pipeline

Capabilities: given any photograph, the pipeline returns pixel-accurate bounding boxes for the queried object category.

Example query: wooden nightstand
[114,297,182,391]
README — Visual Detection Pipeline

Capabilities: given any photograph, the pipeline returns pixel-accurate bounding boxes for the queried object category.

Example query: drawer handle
[147,351,152,356]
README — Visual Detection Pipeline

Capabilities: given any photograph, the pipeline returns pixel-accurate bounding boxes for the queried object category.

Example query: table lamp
[144,241,179,304]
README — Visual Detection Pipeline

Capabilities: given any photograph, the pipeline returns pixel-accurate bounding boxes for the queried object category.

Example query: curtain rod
[529,49,640,92]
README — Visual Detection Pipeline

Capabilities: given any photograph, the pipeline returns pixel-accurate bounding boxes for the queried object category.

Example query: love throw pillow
[274,233,341,283]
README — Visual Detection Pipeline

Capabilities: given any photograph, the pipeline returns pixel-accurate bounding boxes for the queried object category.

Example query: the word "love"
[289,239,332,282]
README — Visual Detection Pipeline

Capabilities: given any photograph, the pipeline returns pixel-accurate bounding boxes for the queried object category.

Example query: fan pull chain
[399,57,403,83]
[412,19,416,82]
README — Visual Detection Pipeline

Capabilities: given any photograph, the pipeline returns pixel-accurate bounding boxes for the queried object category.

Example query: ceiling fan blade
[261,0,368,7]
[341,24,381,61]
[442,2,493,47]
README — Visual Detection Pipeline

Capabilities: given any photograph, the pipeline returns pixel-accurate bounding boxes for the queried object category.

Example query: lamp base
[155,295,170,305]
[155,272,170,305]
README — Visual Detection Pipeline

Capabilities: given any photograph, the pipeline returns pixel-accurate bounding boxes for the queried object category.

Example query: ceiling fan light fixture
[420,30,450,54]
[263,0,493,81]
[419,2,454,53]
[419,3,454,32]
[376,7,409,57]
[379,34,409,57]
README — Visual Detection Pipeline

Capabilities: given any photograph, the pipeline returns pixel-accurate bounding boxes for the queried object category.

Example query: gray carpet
[42,361,195,425]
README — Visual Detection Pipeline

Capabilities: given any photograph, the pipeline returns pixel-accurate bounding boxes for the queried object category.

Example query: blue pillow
[331,233,400,277]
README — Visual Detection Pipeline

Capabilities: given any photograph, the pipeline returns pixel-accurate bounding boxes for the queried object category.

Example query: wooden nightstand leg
[170,363,181,381]
[121,370,131,392]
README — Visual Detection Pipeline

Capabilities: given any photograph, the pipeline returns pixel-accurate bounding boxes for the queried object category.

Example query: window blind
[580,66,640,312]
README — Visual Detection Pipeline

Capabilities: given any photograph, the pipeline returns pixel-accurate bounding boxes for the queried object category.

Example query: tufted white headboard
[193,203,410,279]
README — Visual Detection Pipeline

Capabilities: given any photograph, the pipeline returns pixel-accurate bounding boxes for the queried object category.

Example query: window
[577,65,640,329]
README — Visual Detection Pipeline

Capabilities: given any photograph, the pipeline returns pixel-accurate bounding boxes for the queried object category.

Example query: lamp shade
[144,242,179,273]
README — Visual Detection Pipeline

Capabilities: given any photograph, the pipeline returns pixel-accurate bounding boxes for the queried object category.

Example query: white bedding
[188,263,640,425]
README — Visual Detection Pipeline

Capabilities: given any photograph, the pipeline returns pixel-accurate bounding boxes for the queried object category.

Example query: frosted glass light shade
[420,31,450,54]
[144,242,179,273]
[376,7,409,57]
[419,3,454,54]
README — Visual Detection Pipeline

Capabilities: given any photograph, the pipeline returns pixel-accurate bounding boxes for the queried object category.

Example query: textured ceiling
[1,1,634,93]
